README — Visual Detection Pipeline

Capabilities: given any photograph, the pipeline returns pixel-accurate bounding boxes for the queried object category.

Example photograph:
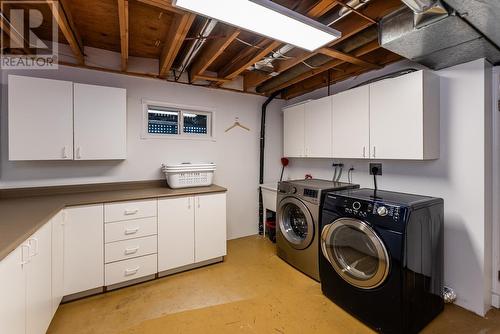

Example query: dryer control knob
[290,187,298,194]
[377,206,388,216]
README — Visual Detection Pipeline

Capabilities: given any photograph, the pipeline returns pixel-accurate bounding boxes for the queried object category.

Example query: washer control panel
[339,198,402,222]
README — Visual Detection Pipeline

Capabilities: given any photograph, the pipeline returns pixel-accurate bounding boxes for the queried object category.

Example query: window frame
[141,100,216,141]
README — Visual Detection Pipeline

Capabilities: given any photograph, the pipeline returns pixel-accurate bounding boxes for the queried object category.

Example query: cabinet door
[195,193,227,263]
[369,71,424,159]
[51,211,64,316]
[64,204,104,296]
[26,222,53,334]
[158,197,195,272]
[333,85,370,159]
[0,245,27,334]
[305,96,333,158]
[283,104,305,157]
[8,75,74,160]
[74,83,127,160]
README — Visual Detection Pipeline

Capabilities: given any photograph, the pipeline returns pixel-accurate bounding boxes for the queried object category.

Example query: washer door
[279,197,314,250]
[321,218,390,289]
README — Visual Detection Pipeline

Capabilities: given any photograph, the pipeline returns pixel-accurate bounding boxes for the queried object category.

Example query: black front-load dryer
[319,188,444,334]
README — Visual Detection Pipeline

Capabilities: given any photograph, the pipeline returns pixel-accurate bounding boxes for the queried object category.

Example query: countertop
[0,181,227,261]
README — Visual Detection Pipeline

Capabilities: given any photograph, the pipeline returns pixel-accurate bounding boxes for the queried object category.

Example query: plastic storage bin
[161,163,216,189]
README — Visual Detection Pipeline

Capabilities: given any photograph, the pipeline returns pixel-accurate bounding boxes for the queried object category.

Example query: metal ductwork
[380,0,500,70]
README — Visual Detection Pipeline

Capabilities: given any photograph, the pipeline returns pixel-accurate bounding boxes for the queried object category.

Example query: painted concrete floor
[48,236,500,334]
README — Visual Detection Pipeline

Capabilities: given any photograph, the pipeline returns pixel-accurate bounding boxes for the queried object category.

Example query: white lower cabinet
[26,222,53,334]
[195,193,227,263]
[0,191,227,333]
[51,211,64,316]
[0,220,53,334]
[0,244,27,334]
[158,193,227,271]
[105,254,157,286]
[158,196,195,272]
[64,204,104,296]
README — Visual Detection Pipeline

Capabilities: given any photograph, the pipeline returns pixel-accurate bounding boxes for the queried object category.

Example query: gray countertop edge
[0,185,227,262]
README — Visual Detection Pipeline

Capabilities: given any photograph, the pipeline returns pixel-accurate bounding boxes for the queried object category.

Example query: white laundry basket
[161,163,216,188]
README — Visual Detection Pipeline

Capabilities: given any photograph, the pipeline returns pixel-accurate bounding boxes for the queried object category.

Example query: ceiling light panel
[172,0,341,52]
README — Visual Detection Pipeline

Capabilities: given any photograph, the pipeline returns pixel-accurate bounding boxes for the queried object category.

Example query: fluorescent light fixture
[172,0,341,52]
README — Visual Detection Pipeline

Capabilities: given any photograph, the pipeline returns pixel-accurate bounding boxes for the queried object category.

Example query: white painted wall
[285,59,494,317]
[492,66,500,308]
[0,65,285,240]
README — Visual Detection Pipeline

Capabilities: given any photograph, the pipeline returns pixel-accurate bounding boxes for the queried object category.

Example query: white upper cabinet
[8,75,74,161]
[8,75,127,161]
[283,103,306,158]
[333,85,370,159]
[369,70,440,160]
[283,70,440,160]
[305,96,333,158]
[74,83,127,160]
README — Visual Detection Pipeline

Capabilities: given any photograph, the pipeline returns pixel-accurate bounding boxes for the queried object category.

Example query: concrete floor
[48,236,500,334]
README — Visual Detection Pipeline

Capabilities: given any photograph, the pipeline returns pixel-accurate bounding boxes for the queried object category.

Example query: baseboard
[158,257,224,277]
[492,293,500,308]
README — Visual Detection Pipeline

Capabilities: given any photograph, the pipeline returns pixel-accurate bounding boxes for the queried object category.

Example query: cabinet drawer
[105,254,157,286]
[105,217,157,243]
[105,199,157,223]
[105,236,157,264]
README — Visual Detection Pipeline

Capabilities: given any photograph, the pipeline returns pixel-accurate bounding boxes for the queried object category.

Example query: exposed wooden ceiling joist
[190,28,240,81]
[136,0,184,14]
[159,12,196,78]
[49,0,84,64]
[217,40,281,82]
[117,0,129,71]
[0,12,27,52]
[318,47,381,69]
[264,40,380,94]
[241,0,343,90]
[283,50,402,99]
[249,0,402,92]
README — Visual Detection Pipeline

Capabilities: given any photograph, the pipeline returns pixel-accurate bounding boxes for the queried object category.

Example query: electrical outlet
[369,163,382,175]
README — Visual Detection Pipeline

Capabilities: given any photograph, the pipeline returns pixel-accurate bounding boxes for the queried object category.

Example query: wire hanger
[225,117,250,132]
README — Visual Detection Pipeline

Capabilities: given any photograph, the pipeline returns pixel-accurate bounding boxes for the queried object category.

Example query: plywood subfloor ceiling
[0,0,405,99]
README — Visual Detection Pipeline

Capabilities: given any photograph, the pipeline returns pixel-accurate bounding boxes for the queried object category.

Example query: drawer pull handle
[125,266,140,276]
[124,227,140,235]
[124,247,139,255]
[124,209,139,215]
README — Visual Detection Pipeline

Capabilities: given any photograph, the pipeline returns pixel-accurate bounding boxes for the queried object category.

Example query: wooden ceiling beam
[117,0,129,71]
[136,0,184,14]
[190,28,240,81]
[283,51,402,99]
[159,12,196,78]
[264,40,380,94]
[49,0,84,64]
[0,12,28,52]
[239,0,339,90]
[318,47,381,69]
[217,40,281,83]
[250,0,402,90]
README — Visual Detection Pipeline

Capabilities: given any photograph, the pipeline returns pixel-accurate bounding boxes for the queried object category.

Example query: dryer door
[321,218,390,289]
[278,197,314,250]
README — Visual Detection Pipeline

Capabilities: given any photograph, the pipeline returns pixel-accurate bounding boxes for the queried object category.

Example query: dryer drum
[321,218,390,289]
